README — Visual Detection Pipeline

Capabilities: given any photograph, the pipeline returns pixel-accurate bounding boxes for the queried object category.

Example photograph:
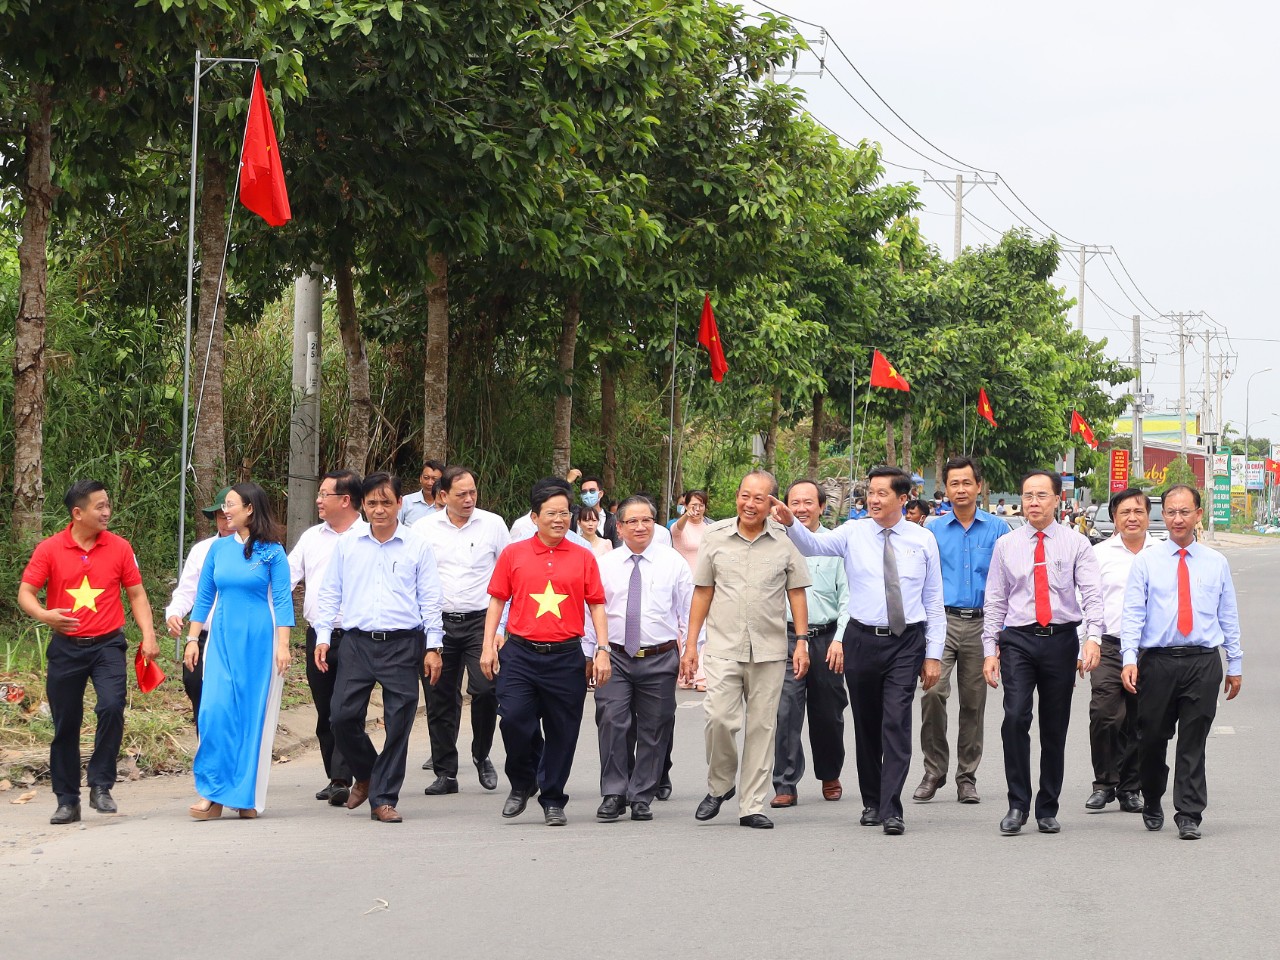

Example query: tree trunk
[334,259,372,473]
[901,409,913,474]
[600,364,617,493]
[550,289,581,478]
[934,436,947,496]
[885,418,897,467]
[423,250,449,460]
[191,151,230,539]
[763,385,782,472]
[12,84,53,538]
[808,392,825,478]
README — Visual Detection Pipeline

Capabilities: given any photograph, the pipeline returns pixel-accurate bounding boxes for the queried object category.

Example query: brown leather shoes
[956,781,980,804]
[770,793,797,808]
[370,804,402,823]
[912,773,946,802]
[345,780,371,810]
[822,780,842,801]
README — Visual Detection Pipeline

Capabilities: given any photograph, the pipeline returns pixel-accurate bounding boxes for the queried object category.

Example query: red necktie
[1177,548,1194,636]
[1034,531,1052,627]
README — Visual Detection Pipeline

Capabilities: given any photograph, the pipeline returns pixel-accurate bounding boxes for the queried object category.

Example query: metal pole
[664,301,678,521]
[1177,313,1188,461]
[953,173,963,260]
[1132,314,1144,480]
[1077,247,1086,332]
[286,270,323,550]
[1245,368,1273,525]
[847,353,855,511]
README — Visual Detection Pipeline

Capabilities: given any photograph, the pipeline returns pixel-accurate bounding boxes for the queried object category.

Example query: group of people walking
[19,455,1242,839]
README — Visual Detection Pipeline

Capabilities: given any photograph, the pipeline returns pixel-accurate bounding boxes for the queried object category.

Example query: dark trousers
[773,624,848,793]
[596,646,678,803]
[425,616,496,777]
[45,632,127,805]
[496,638,587,809]
[305,627,351,783]
[329,632,422,809]
[845,621,925,820]
[627,711,674,788]
[181,630,208,734]
[1136,648,1222,824]
[1088,638,1140,794]
[998,625,1078,818]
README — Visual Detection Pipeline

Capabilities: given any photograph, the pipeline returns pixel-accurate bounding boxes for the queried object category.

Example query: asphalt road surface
[4,539,1279,960]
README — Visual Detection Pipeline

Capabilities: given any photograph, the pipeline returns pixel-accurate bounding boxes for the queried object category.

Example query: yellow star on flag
[66,576,104,613]
[888,363,901,380]
[529,580,569,619]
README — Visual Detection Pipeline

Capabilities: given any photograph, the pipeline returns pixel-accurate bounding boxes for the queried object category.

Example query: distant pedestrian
[399,459,444,526]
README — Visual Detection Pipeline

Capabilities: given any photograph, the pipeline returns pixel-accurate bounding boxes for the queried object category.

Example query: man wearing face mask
[573,475,620,547]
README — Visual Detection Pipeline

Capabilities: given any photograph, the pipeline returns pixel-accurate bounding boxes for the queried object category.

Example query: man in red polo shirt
[481,480,610,826]
[18,480,159,825]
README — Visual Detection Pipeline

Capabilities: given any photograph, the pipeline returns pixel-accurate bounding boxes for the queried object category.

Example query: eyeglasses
[316,492,342,500]
[620,517,656,528]
[1164,508,1197,519]
[541,511,572,520]
[221,501,239,511]
[1021,493,1056,503]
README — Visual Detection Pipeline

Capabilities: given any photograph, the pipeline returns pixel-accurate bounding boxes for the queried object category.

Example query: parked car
[1088,499,1168,544]
[1005,515,1027,531]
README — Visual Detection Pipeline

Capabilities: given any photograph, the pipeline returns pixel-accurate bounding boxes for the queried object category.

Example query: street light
[1244,367,1273,525]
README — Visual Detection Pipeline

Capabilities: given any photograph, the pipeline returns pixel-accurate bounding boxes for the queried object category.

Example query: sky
[743,0,1280,453]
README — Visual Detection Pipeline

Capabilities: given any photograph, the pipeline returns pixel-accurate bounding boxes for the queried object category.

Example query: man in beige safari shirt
[680,470,811,829]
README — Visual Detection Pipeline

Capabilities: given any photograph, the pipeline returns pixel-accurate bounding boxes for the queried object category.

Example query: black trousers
[425,615,496,777]
[329,632,422,809]
[998,625,1078,818]
[1088,638,1139,794]
[845,621,925,821]
[1136,648,1222,824]
[181,630,208,734]
[45,632,127,805]
[305,627,351,783]
[774,624,848,792]
[496,638,586,810]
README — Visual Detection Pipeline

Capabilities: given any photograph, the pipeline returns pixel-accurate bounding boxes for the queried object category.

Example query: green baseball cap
[201,485,235,518]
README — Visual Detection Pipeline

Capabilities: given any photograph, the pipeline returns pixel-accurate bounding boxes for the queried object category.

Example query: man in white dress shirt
[414,466,510,795]
[588,496,693,822]
[288,469,368,806]
[1085,487,1156,814]
[399,459,444,526]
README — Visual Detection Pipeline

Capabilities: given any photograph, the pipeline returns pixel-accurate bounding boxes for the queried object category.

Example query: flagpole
[847,354,856,513]
[852,379,872,485]
[664,299,678,521]
[962,392,969,457]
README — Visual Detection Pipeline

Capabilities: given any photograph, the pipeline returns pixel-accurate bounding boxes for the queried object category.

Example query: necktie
[1176,548,1194,637]
[882,528,907,636]
[1033,531,1052,627]
[624,554,643,656]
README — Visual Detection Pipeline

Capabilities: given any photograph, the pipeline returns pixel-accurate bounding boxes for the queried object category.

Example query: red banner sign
[1109,449,1130,493]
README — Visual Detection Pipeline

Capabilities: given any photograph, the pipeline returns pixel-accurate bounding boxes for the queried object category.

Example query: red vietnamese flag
[239,70,292,227]
[869,349,910,391]
[1070,410,1098,450]
[977,387,997,427]
[697,294,728,383]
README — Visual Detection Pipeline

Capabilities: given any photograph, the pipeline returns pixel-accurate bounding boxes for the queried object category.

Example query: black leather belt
[945,606,982,619]
[507,633,582,655]
[609,638,678,658]
[787,621,838,637]
[1008,622,1080,637]
[54,629,123,647]
[850,619,924,638]
[1102,633,1121,645]
[1142,645,1217,658]
[442,610,487,623]
[348,627,422,642]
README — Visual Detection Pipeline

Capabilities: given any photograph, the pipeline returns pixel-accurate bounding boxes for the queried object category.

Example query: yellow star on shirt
[66,576,104,613]
[529,580,568,619]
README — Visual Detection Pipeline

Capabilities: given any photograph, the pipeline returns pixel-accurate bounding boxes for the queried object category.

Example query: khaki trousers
[919,613,987,785]
[703,653,786,817]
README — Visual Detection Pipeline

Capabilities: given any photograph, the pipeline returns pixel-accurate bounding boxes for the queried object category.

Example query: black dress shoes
[421,755,434,770]
[316,782,340,802]
[1085,788,1114,810]
[502,788,533,818]
[544,806,567,826]
[882,817,905,835]
[655,780,672,801]
[474,756,498,791]
[89,787,117,814]
[1118,791,1144,813]
[739,814,773,829]
[596,795,627,820]
[859,807,882,826]
[1174,814,1201,840]
[327,782,351,807]
[50,803,81,825]
[1036,816,1061,834]
[694,787,735,821]
[999,808,1028,835]
[630,801,653,821]
[424,775,459,796]
[1142,806,1164,831]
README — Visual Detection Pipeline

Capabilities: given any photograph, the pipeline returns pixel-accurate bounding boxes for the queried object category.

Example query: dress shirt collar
[1164,538,1199,557]
[1100,532,1156,555]
[323,517,364,537]
[357,523,410,545]
[936,509,994,529]
[427,507,481,531]
[874,516,909,536]
[729,518,787,543]
[1023,521,1057,541]
[620,541,659,562]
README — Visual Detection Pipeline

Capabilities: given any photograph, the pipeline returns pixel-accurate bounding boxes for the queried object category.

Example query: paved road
[4,540,1280,960]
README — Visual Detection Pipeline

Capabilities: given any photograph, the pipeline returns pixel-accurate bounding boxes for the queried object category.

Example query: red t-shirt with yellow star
[488,535,605,642]
[21,525,142,636]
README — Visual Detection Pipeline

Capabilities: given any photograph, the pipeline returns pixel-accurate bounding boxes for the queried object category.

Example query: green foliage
[1154,455,1199,497]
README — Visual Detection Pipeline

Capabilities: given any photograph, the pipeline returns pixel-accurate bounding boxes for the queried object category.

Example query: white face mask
[581,490,601,508]
[676,504,686,515]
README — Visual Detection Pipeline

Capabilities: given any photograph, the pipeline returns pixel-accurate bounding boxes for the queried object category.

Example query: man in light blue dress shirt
[1121,485,1242,840]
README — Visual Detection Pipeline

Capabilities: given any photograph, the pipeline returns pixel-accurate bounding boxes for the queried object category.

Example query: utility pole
[286,269,323,551]
[1202,331,1213,437]
[923,173,996,259]
[1176,312,1188,461]
[1059,245,1109,332]
[1132,314,1144,480]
